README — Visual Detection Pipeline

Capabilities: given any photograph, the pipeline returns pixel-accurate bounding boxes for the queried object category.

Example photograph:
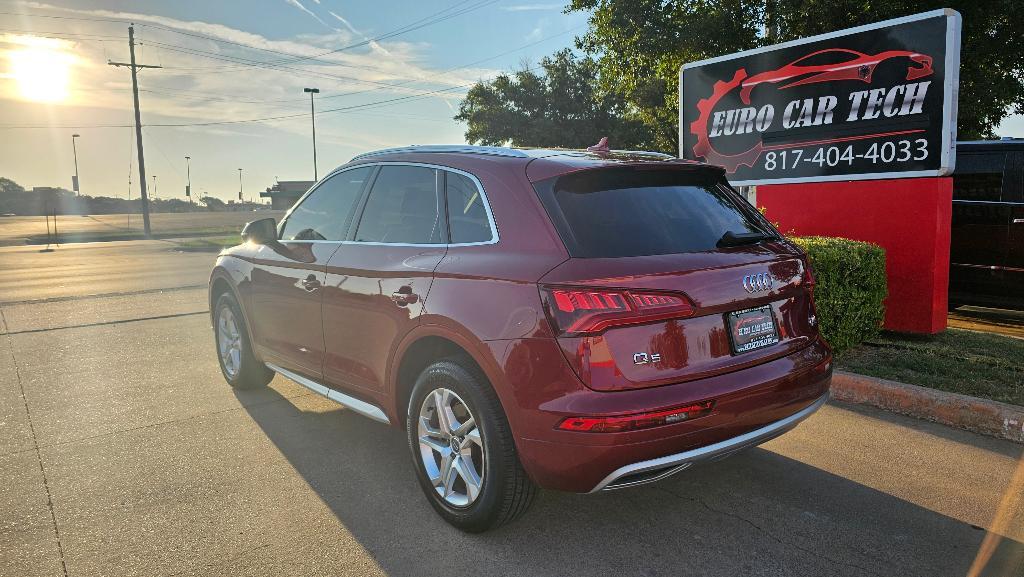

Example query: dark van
[949,139,1024,310]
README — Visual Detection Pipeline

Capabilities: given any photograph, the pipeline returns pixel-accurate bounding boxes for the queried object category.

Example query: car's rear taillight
[556,400,715,433]
[541,286,695,336]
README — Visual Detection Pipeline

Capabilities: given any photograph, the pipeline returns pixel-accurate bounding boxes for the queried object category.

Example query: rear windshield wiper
[717,230,772,248]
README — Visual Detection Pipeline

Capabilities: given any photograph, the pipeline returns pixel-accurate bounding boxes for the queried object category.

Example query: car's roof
[350,144,684,162]
[348,144,722,182]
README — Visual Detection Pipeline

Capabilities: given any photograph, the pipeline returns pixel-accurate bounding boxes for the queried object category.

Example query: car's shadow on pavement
[235,384,1023,577]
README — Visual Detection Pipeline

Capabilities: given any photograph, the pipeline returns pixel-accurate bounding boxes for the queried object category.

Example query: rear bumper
[511,337,832,492]
[590,391,828,492]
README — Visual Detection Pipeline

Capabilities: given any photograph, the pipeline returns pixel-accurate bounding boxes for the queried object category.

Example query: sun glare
[6,36,74,103]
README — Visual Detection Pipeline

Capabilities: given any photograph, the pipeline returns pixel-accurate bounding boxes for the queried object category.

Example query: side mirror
[241,217,278,244]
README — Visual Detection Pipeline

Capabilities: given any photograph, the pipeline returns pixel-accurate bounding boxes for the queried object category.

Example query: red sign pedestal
[757,177,952,334]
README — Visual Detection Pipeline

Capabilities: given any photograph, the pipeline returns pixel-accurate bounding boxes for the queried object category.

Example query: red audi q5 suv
[209,145,832,532]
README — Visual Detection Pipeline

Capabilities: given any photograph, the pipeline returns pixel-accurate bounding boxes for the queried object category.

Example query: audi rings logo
[743,272,773,293]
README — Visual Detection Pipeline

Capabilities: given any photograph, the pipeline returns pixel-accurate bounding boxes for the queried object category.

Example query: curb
[831,370,1024,444]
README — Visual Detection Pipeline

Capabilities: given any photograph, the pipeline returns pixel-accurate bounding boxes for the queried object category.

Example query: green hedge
[790,236,887,353]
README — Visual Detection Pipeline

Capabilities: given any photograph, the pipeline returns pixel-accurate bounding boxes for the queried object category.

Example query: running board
[266,363,391,425]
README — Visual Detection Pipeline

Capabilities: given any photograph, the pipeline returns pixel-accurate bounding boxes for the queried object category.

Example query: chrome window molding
[280,161,500,247]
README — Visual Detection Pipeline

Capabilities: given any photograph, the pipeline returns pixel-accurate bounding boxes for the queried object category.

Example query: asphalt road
[0,212,285,245]
[1,240,1022,577]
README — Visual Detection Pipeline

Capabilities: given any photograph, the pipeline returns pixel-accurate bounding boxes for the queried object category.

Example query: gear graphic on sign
[689,68,765,173]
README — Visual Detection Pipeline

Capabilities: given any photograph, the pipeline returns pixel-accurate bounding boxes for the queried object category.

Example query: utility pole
[71,133,80,195]
[185,156,192,204]
[238,168,243,202]
[109,25,161,237]
[304,87,319,180]
[152,175,158,199]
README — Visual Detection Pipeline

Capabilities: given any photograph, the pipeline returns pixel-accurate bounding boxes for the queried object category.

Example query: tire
[213,292,274,389]
[406,359,537,532]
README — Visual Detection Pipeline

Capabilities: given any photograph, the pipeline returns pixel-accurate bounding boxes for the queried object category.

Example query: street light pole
[185,156,192,204]
[304,87,319,181]
[238,168,243,202]
[152,175,157,199]
[71,133,81,195]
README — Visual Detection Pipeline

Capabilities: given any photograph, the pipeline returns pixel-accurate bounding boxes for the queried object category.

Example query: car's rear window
[534,168,774,258]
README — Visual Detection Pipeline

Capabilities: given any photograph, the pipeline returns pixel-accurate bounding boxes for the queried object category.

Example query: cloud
[1,1,495,128]
[525,18,549,42]
[328,11,395,58]
[283,0,331,29]
[501,3,563,11]
[327,10,360,36]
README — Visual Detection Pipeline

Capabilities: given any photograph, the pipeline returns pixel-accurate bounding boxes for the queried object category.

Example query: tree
[569,0,1024,145]
[455,49,652,149]
[200,195,226,211]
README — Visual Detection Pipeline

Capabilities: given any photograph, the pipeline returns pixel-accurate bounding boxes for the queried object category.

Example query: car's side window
[446,171,493,244]
[354,165,443,244]
[953,153,1006,202]
[280,167,372,241]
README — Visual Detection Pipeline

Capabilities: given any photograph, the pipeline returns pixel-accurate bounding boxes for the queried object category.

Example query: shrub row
[789,236,888,354]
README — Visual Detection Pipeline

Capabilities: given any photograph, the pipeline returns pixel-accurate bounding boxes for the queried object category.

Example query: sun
[6,36,74,103]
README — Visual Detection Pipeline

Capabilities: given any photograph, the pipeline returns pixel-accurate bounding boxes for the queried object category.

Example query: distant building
[261,180,313,210]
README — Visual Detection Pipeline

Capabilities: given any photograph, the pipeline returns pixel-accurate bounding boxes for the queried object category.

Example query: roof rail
[351,145,530,161]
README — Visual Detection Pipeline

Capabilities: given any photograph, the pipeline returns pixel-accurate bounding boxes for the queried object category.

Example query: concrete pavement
[1,240,1022,577]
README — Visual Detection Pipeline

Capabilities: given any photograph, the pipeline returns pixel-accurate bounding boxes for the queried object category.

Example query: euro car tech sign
[679,9,961,185]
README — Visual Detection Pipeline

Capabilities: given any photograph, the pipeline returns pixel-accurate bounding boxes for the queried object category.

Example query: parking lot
[1,239,1022,577]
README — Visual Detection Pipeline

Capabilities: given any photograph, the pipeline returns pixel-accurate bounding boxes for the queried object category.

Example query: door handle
[301,275,321,292]
[391,285,419,306]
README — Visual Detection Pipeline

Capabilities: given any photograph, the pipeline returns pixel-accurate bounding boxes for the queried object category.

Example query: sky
[0,1,1022,202]
[0,0,587,201]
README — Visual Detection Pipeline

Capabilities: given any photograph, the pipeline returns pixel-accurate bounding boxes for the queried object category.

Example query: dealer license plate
[727,305,780,354]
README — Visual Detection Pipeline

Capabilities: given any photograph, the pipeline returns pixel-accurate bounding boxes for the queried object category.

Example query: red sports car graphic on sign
[739,48,933,104]
[689,46,935,172]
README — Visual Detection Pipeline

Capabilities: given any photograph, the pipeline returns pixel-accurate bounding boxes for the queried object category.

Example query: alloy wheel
[417,387,485,507]
[217,305,242,379]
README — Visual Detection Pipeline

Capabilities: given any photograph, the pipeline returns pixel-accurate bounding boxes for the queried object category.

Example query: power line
[146,40,435,91]
[0,56,549,130]
[0,2,498,71]
[0,27,123,40]
[143,23,585,105]
[139,0,498,70]
[0,10,580,130]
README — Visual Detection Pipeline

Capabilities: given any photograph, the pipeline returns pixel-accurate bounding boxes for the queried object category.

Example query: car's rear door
[249,166,373,378]
[322,164,447,395]
[949,150,1013,306]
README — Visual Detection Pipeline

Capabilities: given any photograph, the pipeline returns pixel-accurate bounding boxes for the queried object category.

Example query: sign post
[680,9,962,333]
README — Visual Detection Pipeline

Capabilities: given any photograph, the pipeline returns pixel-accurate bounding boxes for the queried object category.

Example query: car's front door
[249,166,373,378]
[322,164,447,395]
